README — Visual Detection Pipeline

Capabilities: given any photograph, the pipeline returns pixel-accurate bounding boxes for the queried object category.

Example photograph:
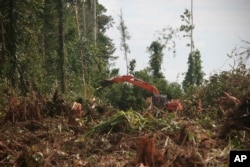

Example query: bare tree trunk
[74,2,87,98]
[81,1,87,97]
[81,52,87,98]
[74,5,80,37]
[118,10,130,75]
[82,1,87,37]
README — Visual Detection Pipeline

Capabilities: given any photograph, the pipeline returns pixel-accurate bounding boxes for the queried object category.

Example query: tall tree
[148,41,164,79]
[70,0,87,97]
[93,0,97,45]
[0,0,115,97]
[118,10,131,75]
[66,0,115,96]
[57,0,65,92]
[180,0,204,91]
[5,0,18,87]
[43,0,59,91]
[1,0,45,94]
[81,0,87,97]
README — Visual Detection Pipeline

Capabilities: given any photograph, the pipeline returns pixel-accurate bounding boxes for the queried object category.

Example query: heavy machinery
[97,75,183,111]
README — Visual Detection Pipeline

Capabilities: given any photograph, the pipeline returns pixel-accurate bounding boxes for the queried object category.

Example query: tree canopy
[0,0,115,97]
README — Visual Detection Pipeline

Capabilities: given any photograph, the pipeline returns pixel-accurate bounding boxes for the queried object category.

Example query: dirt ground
[0,113,232,167]
[0,91,249,167]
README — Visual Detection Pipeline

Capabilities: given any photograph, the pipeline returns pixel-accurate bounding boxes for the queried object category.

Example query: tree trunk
[81,1,87,97]
[74,4,80,37]
[82,1,87,37]
[93,0,97,45]
[74,2,87,98]
[7,0,17,87]
[57,0,65,93]
[0,17,6,66]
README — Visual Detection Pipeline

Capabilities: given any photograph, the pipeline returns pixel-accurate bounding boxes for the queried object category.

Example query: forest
[0,0,250,166]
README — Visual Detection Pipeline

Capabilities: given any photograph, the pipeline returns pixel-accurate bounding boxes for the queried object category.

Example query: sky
[98,0,250,83]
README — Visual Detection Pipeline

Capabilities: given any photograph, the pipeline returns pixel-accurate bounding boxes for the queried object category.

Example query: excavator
[97,75,183,111]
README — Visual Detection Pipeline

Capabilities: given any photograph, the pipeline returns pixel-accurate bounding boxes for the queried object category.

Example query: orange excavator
[97,75,183,111]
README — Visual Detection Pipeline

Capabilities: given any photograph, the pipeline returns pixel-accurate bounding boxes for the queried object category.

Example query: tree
[156,26,179,57]
[180,0,204,91]
[129,59,136,75]
[148,41,164,79]
[57,0,65,93]
[182,50,204,91]
[93,0,97,45]
[0,0,115,98]
[43,0,60,92]
[3,0,18,88]
[69,0,88,97]
[180,5,194,52]
[118,10,131,75]
[63,0,115,97]
[0,0,46,94]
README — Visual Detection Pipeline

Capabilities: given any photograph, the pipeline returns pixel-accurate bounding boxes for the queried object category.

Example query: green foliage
[86,110,146,135]
[129,59,136,75]
[0,0,115,98]
[206,66,250,105]
[183,53,250,121]
[180,9,194,35]
[148,41,164,79]
[86,109,180,136]
[180,6,204,92]
[0,0,45,94]
[0,0,183,107]
[180,8,195,49]
[166,82,183,99]
[182,49,204,91]
[102,83,143,111]
[100,69,183,110]
[156,26,179,56]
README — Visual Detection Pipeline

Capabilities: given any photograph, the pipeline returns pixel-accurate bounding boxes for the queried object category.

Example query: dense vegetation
[0,0,249,166]
[0,0,115,98]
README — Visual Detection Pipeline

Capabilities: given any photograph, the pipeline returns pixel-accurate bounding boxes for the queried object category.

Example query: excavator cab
[152,95,167,110]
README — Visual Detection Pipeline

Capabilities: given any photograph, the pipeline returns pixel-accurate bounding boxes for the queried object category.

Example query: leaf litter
[0,90,250,167]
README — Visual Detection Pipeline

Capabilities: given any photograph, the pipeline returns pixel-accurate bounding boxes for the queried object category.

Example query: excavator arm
[98,75,160,95]
[97,75,183,111]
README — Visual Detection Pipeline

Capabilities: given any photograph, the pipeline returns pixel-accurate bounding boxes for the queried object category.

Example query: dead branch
[223,92,241,105]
